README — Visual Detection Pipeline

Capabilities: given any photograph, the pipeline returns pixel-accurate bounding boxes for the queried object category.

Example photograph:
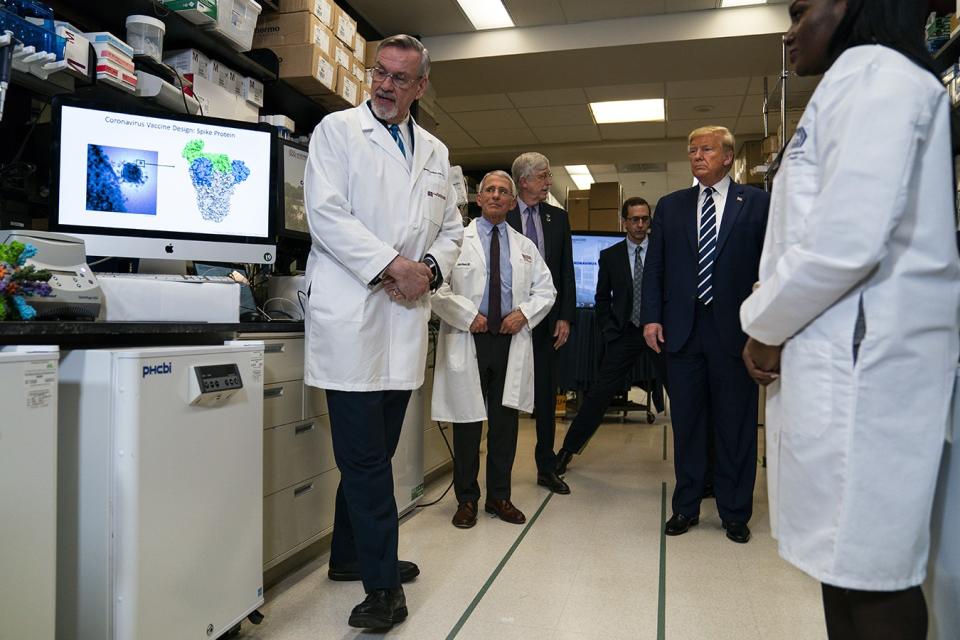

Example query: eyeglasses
[481,186,513,197]
[625,215,651,224]
[369,66,422,90]
[529,171,552,181]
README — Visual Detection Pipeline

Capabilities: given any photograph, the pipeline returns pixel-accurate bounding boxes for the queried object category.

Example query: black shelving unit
[935,30,960,74]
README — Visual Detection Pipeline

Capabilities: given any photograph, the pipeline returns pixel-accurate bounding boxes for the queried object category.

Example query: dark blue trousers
[666,303,757,523]
[531,322,559,473]
[326,388,412,592]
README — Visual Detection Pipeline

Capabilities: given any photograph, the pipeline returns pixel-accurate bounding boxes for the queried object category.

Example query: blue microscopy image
[181,139,252,223]
[85,145,159,215]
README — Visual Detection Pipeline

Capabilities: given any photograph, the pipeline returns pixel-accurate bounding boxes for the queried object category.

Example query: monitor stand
[138,258,189,275]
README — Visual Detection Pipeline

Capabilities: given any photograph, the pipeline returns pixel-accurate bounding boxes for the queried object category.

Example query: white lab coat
[303,104,464,391]
[431,220,556,422]
[740,46,960,591]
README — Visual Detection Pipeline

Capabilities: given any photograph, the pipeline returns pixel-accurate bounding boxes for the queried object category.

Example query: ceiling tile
[620,173,667,199]
[507,88,588,108]
[520,104,595,127]
[438,94,515,113]
[346,0,472,37]
[739,93,765,120]
[502,0,566,28]
[592,173,619,183]
[734,116,767,136]
[588,164,618,174]
[598,122,666,140]
[533,125,602,143]
[584,83,665,102]
[667,117,737,139]
[667,95,744,120]
[666,77,751,99]
[470,128,540,147]
[452,109,528,130]
[667,0,719,11]
[559,0,665,22]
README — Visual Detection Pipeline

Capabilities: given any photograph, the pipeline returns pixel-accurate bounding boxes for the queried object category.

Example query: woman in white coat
[432,171,556,529]
[740,2,960,638]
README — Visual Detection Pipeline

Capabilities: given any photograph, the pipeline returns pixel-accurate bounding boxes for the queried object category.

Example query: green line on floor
[657,481,667,640]
[445,491,555,640]
[662,424,667,461]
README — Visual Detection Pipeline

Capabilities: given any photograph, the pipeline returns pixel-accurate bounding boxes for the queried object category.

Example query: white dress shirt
[697,174,731,232]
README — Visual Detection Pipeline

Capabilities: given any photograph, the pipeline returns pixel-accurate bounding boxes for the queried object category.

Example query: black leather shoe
[329,560,420,583]
[555,449,574,476]
[537,471,571,494]
[348,588,407,629]
[484,498,526,524]
[722,521,751,544]
[452,501,478,529]
[664,513,699,536]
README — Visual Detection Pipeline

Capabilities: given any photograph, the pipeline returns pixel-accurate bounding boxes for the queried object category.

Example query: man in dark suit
[507,152,575,495]
[555,197,668,477]
[641,126,768,544]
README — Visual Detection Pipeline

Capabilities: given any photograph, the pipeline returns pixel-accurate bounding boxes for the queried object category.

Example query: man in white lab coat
[302,35,463,629]
[432,171,556,529]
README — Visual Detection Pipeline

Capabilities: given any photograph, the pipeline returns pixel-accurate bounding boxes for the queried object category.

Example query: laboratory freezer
[56,345,265,640]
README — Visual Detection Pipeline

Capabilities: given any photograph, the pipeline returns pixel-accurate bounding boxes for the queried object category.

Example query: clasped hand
[742,337,781,386]
[383,256,432,302]
[470,310,527,334]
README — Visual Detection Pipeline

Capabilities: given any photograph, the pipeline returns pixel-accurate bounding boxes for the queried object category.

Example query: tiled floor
[238,402,826,640]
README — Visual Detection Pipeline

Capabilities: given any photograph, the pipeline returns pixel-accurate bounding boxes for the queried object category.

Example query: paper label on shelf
[334,45,351,70]
[314,0,333,26]
[23,360,56,409]
[316,56,335,89]
[341,76,358,105]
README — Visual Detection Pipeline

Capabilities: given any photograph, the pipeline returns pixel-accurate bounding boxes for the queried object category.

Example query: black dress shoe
[537,471,571,494]
[328,560,420,583]
[348,587,407,629]
[555,449,574,476]
[664,513,699,536]
[484,498,526,524]
[722,521,751,544]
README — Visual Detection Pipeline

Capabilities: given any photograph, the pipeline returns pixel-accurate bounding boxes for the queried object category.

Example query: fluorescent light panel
[456,0,514,30]
[720,0,766,7]
[565,165,594,190]
[589,99,665,124]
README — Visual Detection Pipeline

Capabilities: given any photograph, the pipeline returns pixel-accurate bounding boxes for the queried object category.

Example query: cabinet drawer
[263,469,340,564]
[261,338,305,384]
[303,386,328,418]
[424,424,452,474]
[263,381,304,428]
[263,415,336,495]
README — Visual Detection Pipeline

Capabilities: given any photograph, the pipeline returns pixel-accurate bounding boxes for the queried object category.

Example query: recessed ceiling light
[456,0,514,30]
[719,0,766,7]
[589,99,665,124]
[565,165,594,190]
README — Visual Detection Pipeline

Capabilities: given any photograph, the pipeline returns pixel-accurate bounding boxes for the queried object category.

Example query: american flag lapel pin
[736,195,743,203]
[546,213,552,223]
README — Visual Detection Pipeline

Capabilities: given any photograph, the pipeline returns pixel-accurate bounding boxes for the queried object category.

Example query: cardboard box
[313,92,352,111]
[272,43,338,95]
[588,209,621,232]
[162,0,217,25]
[761,134,780,156]
[568,198,589,230]
[164,48,211,83]
[568,189,590,200]
[351,58,365,84]
[353,33,366,62]
[734,140,764,185]
[361,87,371,105]
[253,11,335,55]
[333,5,357,48]
[335,64,360,105]
[277,0,334,27]
[365,39,381,67]
[333,39,353,72]
[243,76,264,107]
[589,182,622,210]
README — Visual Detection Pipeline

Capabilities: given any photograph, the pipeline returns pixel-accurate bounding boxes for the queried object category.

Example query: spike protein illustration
[85,145,159,215]
[182,139,252,223]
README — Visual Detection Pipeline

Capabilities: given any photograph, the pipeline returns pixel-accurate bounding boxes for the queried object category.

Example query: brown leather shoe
[452,501,477,529]
[484,499,526,525]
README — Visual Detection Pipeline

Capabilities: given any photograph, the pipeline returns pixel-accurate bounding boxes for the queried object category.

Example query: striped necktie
[697,186,717,305]
[388,123,406,157]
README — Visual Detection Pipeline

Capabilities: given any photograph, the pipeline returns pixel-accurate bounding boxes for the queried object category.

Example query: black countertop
[0,321,305,346]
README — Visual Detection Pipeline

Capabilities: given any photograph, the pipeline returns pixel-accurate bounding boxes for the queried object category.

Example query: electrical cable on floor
[416,420,455,508]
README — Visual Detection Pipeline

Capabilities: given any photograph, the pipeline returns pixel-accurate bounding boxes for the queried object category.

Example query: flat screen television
[50,97,276,264]
[572,231,624,308]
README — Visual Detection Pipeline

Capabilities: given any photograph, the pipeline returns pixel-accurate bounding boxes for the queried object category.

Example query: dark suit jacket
[595,239,638,343]
[507,201,575,331]
[639,180,769,357]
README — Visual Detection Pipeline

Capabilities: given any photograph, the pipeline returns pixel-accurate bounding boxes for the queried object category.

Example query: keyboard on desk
[96,273,240,284]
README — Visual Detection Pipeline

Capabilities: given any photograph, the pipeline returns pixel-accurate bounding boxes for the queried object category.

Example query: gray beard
[371,97,399,121]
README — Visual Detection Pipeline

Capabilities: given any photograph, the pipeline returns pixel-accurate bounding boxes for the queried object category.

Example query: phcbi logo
[142,362,173,378]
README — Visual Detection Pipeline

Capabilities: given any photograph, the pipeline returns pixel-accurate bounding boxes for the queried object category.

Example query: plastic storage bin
[125,14,165,61]
[201,0,261,52]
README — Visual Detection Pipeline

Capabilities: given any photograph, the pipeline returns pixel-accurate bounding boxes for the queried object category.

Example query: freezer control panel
[188,364,243,406]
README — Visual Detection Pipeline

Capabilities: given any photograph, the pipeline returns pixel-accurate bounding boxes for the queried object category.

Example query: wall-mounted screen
[572,231,624,308]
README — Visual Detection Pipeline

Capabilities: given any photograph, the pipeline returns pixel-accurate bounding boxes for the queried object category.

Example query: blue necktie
[524,207,540,253]
[388,123,406,157]
[697,186,717,305]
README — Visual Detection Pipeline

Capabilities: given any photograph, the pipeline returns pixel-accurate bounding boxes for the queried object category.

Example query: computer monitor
[50,97,276,264]
[276,139,309,241]
[572,231,624,308]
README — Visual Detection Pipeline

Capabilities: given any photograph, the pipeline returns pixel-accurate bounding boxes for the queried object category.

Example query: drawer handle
[264,387,285,399]
[264,343,285,354]
[295,422,316,435]
[294,482,315,497]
